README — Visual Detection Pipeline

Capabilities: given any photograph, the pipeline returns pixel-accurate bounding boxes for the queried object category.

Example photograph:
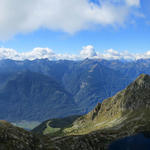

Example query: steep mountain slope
[63,59,130,113]
[62,74,150,135]
[0,120,46,150]
[1,58,150,121]
[0,71,79,121]
[1,74,150,150]
[0,59,131,114]
[33,74,150,150]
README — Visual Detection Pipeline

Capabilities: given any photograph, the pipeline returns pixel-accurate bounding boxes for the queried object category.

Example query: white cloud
[0,0,140,40]
[0,48,19,60]
[97,49,136,60]
[125,0,140,7]
[1,45,150,61]
[21,48,56,60]
[80,45,97,58]
[0,47,80,61]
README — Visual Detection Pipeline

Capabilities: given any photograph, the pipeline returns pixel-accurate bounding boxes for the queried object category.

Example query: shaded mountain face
[0,71,79,121]
[62,59,130,112]
[0,120,46,150]
[33,74,150,150]
[0,59,131,114]
[1,59,150,122]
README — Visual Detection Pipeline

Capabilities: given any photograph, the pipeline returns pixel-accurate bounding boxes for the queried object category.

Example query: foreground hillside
[32,74,150,149]
[0,120,45,150]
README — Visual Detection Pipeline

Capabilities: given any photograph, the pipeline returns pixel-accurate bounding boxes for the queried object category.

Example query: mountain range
[1,74,150,149]
[32,74,150,149]
[0,71,79,121]
[1,58,150,122]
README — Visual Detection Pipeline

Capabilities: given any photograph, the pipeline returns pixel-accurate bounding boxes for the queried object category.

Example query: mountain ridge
[0,74,150,149]
[1,58,150,122]
[33,74,150,140]
[41,74,150,149]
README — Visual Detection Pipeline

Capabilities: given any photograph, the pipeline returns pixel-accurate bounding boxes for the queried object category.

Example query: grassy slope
[32,115,80,136]
[33,75,150,137]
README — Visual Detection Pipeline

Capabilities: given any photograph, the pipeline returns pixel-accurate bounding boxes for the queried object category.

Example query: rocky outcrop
[0,120,46,150]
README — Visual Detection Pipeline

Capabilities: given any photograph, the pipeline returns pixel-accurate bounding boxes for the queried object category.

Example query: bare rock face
[122,74,150,110]
[88,74,150,121]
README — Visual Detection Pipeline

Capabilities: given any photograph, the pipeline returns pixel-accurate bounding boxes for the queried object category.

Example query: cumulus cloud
[0,48,19,60]
[0,47,80,61]
[1,45,150,61]
[21,48,56,60]
[0,0,141,40]
[80,45,97,58]
[98,49,136,60]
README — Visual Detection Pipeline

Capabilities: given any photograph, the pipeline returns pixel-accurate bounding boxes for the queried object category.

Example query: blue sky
[0,0,150,60]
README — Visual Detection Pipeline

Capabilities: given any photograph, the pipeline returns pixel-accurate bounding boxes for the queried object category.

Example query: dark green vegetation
[0,120,46,150]
[1,58,150,122]
[31,74,150,150]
